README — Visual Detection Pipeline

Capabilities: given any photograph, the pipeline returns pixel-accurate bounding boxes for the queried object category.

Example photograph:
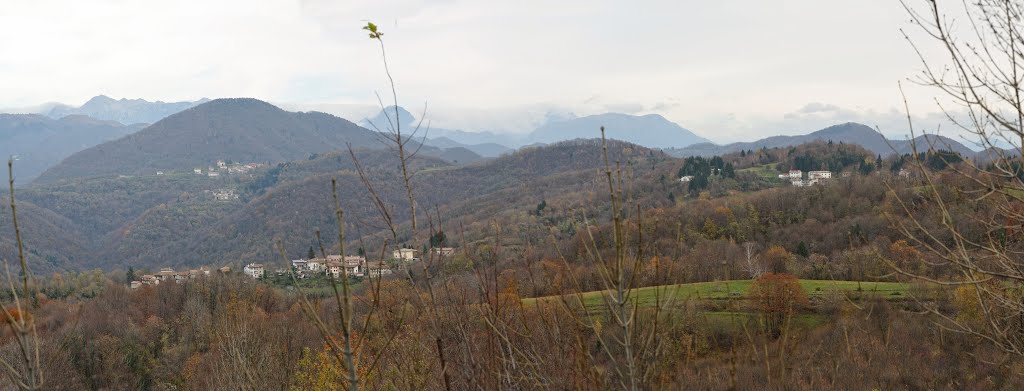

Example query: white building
[156,268,176,282]
[207,172,220,177]
[325,259,364,279]
[306,258,323,271]
[194,168,203,175]
[808,171,832,180]
[679,175,694,183]
[365,261,393,277]
[788,170,802,179]
[325,261,344,279]
[344,256,365,277]
[243,263,265,279]
[392,248,418,262]
[432,247,456,257]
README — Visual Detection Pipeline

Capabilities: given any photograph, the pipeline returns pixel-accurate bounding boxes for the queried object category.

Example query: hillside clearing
[524,279,911,310]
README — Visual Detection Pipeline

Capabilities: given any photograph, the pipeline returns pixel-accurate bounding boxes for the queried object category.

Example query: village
[191,159,266,177]
[776,167,915,187]
[148,159,269,179]
[128,246,457,289]
[777,169,833,187]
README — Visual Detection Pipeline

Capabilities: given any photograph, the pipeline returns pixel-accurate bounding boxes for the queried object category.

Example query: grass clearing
[525,279,910,311]
[739,163,781,180]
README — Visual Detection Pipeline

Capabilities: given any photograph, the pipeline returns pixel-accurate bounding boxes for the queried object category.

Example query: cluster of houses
[243,247,457,280]
[194,160,265,178]
[129,247,458,288]
[278,255,393,279]
[778,170,832,187]
[131,266,229,288]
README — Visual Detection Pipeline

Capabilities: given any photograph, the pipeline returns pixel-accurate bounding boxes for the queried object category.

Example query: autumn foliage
[748,273,808,336]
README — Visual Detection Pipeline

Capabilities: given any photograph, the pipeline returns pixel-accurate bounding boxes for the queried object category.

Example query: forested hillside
[10,139,675,271]
[6,135,962,276]
[2,132,1015,390]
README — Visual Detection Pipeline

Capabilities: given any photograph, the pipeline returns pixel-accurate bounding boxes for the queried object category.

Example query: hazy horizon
[1,0,971,143]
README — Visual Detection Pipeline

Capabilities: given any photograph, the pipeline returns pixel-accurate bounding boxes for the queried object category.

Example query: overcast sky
[0,0,970,143]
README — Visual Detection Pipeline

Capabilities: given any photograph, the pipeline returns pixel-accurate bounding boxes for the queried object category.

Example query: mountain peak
[362,105,416,131]
[83,95,116,105]
[529,111,709,148]
[196,97,280,111]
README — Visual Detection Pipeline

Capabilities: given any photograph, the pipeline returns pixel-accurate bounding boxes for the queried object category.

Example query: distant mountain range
[10,95,1010,188]
[362,106,711,154]
[666,122,983,158]
[7,95,1020,273]
[361,106,515,158]
[528,112,710,148]
[0,114,145,184]
[47,95,210,125]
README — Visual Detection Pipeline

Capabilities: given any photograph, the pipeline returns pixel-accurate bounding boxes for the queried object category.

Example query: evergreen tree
[430,231,447,247]
[796,241,809,257]
[859,160,875,175]
[534,199,547,215]
[307,246,316,259]
[126,267,136,283]
[723,163,736,178]
[688,174,709,194]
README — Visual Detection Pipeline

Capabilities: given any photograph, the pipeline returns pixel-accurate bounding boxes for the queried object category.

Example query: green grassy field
[738,163,782,180]
[525,279,910,310]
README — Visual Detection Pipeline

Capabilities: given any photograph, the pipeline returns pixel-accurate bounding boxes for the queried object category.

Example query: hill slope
[35,98,384,183]
[13,138,674,270]
[114,139,672,268]
[0,114,145,184]
[425,136,514,158]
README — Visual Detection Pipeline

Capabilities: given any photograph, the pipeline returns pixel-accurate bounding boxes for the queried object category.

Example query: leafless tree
[893,0,1024,357]
[742,242,764,279]
[361,22,430,233]
[0,159,43,390]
